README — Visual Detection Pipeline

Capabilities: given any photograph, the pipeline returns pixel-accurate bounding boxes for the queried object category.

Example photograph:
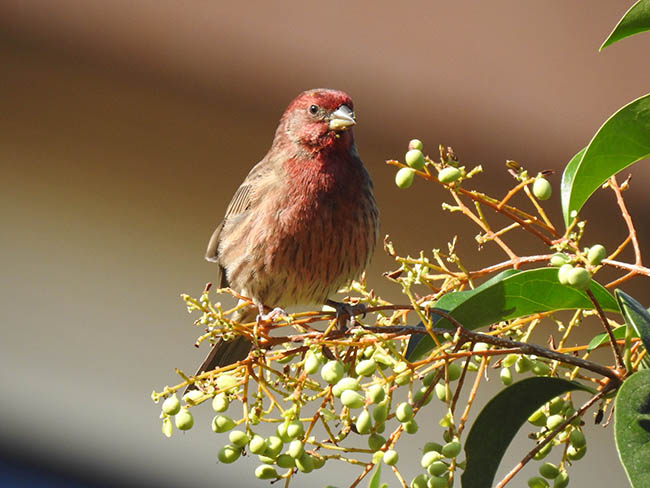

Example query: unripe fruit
[533,441,552,460]
[408,139,424,151]
[569,429,586,449]
[333,377,360,397]
[423,442,443,453]
[287,420,304,439]
[356,410,372,434]
[288,439,304,459]
[276,422,292,442]
[546,414,564,430]
[374,421,386,433]
[447,362,462,381]
[255,465,278,479]
[414,386,433,405]
[533,178,552,200]
[435,383,449,402]
[421,450,443,468]
[249,435,266,454]
[422,371,437,386]
[218,445,241,464]
[396,168,416,189]
[312,456,325,470]
[515,356,533,374]
[567,267,591,290]
[553,471,569,488]
[265,436,283,457]
[403,419,418,434]
[277,454,295,468]
[304,352,322,374]
[428,475,449,488]
[383,450,399,465]
[411,474,428,488]
[182,389,204,406]
[372,403,388,423]
[367,384,386,404]
[539,462,560,479]
[528,476,550,488]
[405,149,426,170]
[532,361,551,376]
[500,367,513,385]
[175,409,194,430]
[438,167,461,184]
[395,369,413,385]
[395,402,414,422]
[341,390,365,409]
[295,453,314,473]
[558,264,573,285]
[528,408,547,427]
[321,361,344,384]
[212,414,235,433]
[216,374,238,392]
[587,244,606,266]
[566,444,586,460]
[550,253,571,266]
[229,430,250,447]
[368,433,386,451]
[212,393,229,412]
[441,440,461,458]
[427,461,448,477]
[502,354,518,368]
[548,397,565,415]
[355,359,377,376]
[162,395,181,415]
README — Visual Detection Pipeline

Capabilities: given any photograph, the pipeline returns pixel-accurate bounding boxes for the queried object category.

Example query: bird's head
[277,89,357,152]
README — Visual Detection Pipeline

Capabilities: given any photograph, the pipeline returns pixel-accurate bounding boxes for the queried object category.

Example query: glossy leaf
[616,289,650,353]
[462,378,591,488]
[587,325,631,352]
[561,94,650,226]
[601,0,650,50]
[615,370,650,487]
[406,268,618,360]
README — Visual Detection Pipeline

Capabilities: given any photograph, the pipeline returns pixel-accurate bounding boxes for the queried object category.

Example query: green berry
[249,435,266,454]
[395,369,413,385]
[355,359,377,376]
[447,362,462,381]
[548,397,565,415]
[428,475,449,488]
[396,167,416,189]
[304,352,322,374]
[216,374,238,392]
[372,403,388,423]
[288,439,304,459]
[528,476,550,488]
[287,420,304,439]
[567,267,591,290]
[229,430,250,447]
[174,408,194,430]
[395,402,414,422]
[435,383,449,402]
[218,445,241,464]
[367,384,386,404]
[356,410,372,434]
[368,433,386,451]
[383,449,399,465]
[502,354,518,368]
[321,360,344,384]
[422,371,437,386]
[539,462,560,479]
[408,139,424,151]
[405,149,426,170]
[438,167,461,184]
[276,421,292,442]
[533,178,552,200]
[553,471,569,488]
[533,441,553,460]
[341,390,365,409]
[182,389,203,406]
[162,395,181,415]
[258,454,276,465]
[441,440,461,458]
[255,465,278,479]
[587,244,606,266]
[312,455,326,470]
[265,436,283,457]
[212,392,229,412]
[566,443,586,460]
[546,414,564,430]
[211,414,235,433]
[333,377,360,397]
[500,367,513,385]
[532,361,551,376]
[528,408,547,427]
[411,474,428,488]
[421,450,443,468]
[427,461,448,477]
[423,442,443,453]
[515,356,533,374]
[558,264,573,285]
[295,453,314,473]
[403,419,418,434]
[414,386,433,406]
[277,454,296,468]
[550,253,571,266]
[374,421,386,433]
[569,429,586,449]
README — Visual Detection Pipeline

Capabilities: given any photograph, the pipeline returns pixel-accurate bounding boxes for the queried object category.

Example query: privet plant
[152,4,650,487]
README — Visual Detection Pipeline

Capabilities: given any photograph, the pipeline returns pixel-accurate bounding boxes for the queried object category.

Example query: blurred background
[2,1,649,486]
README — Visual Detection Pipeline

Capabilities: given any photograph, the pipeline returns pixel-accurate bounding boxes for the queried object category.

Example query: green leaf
[616,289,650,353]
[615,370,650,487]
[368,462,381,488]
[406,268,617,360]
[462,378,591,488]
[561,94,650,226]
[587,325,631,352]
[601,0,650,50]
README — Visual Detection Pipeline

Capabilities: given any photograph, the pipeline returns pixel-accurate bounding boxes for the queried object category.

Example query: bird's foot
[257,306,289,324]
[326,299,367,330]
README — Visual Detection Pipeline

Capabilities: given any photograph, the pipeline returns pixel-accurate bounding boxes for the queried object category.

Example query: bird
[192,88,379,382]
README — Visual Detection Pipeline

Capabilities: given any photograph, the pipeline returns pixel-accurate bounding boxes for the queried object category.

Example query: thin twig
[585,289,624,372]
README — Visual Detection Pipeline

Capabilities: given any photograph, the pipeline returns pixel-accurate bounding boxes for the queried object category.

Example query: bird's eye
[308,104,319,115]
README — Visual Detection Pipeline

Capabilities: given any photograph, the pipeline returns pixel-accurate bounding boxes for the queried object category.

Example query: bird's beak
[328,105,356,131]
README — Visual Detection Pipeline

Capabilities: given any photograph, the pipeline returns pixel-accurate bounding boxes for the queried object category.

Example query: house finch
[192,88,379,379]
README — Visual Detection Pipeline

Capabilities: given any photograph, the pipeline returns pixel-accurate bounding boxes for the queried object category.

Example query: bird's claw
[326,299,366,330]
[257,307,289,324]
